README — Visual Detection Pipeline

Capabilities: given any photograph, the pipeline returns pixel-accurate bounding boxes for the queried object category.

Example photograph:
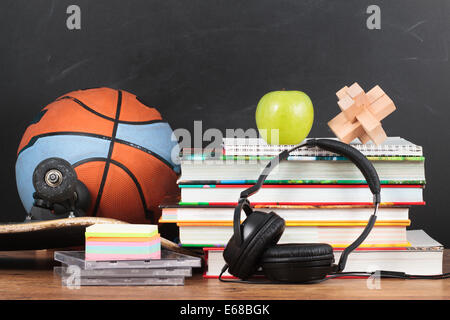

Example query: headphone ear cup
[223,211,285,280]
[260,243,335,283]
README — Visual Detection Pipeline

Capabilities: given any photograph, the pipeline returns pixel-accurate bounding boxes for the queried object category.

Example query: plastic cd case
[53,266,192,277]
[54,249,202,270]
[60,276,185,286]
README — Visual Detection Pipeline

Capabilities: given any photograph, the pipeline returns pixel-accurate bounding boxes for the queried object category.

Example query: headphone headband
[233,138,381,272]
[306,139,381,197]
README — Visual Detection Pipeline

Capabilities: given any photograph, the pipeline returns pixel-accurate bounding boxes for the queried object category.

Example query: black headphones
[221,138,381,283]
[27,157,90,221]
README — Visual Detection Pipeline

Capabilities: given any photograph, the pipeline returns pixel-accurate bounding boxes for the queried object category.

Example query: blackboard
[1,0,450,246]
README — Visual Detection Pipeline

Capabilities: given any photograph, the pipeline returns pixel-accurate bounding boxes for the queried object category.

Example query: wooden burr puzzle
[328,83,396,145]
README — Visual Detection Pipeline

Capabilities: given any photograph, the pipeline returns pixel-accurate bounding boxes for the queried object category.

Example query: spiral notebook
[222,137,423,157]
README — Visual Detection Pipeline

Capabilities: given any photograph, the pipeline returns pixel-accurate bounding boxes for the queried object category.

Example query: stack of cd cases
[54,249,202,286]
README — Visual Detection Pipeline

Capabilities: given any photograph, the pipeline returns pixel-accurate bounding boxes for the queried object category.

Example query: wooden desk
[0,249,448,300]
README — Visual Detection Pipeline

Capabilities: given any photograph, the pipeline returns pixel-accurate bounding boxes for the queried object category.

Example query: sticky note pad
[85,224,158,237]
[85,224,161,261]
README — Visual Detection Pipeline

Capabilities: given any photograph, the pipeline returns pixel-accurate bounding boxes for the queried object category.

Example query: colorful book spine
[175,220,411,227]
[178,201,425,206]
[177,179,426,185]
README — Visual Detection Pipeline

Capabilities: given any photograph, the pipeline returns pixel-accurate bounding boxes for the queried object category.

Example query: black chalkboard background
[1,0,449,246]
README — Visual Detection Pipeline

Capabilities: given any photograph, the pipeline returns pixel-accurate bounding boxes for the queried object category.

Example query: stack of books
[159,137,443,278]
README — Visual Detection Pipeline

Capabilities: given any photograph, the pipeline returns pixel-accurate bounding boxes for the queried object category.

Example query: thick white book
[160,206,409,223]
[204,230,443,278]
[178,158,425,183]
[179,225,409,247]
[179,185,424,205]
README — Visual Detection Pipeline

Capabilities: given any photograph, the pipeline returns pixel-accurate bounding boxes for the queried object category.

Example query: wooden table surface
[0,249,449,300]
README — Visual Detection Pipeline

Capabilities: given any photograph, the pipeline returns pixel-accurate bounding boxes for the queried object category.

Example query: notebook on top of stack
[159,136,443,278]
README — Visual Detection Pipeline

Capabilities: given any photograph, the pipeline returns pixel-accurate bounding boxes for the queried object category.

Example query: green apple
[255,90,314,145]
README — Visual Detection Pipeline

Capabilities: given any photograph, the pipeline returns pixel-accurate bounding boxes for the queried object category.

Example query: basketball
[15,87,180,224]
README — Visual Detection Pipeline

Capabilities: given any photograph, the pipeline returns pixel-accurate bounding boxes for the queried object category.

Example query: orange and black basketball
[16,87,180,224]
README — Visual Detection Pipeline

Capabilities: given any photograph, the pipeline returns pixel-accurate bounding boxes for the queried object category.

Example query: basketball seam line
[114,138,175,171]
[72,157,154,224]
[56,95,166,125]
[18,131,176,172]
[92,90,122,217]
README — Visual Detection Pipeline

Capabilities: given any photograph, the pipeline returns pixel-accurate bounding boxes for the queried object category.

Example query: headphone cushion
[227,212,285,279]
[261,243,334,264]
[260,243,335,283]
